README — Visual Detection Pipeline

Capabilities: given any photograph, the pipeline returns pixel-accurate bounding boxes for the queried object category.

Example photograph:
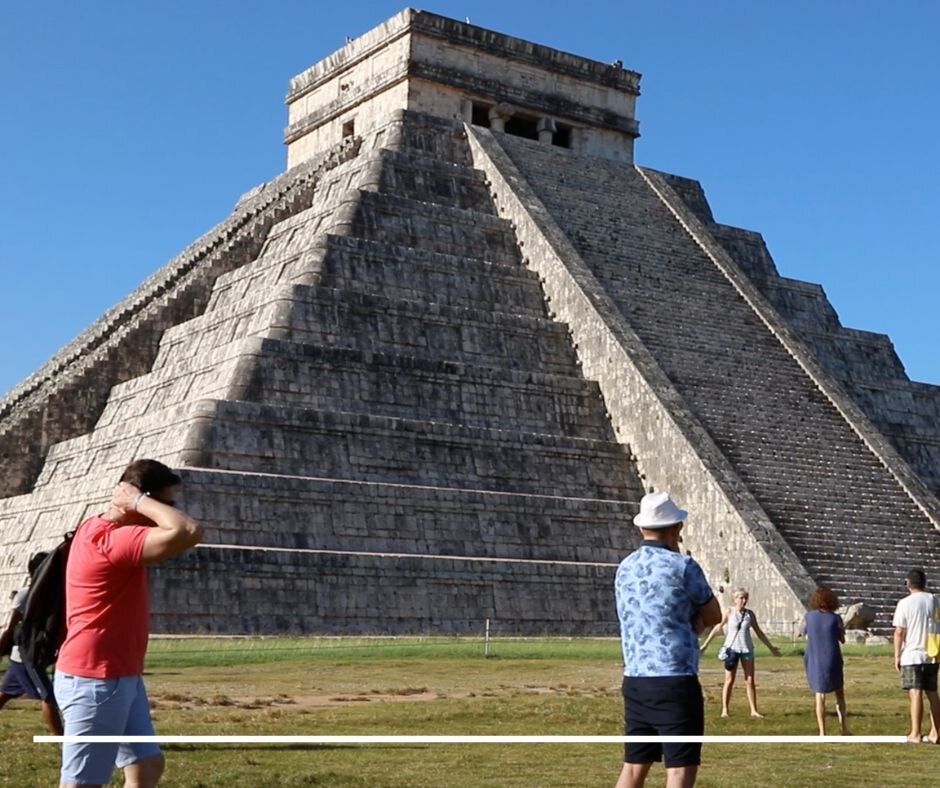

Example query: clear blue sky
[2,1,938,397]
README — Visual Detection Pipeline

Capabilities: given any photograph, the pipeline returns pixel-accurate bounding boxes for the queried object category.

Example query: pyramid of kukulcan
[2,9,939,634]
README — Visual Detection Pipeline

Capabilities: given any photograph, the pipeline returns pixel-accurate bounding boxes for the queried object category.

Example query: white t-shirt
[8,587,28,663]
[892,591,937,666]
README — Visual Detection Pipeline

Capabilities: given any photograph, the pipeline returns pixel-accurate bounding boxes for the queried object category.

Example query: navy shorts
[1,660,54,700]
[623,675,704,768]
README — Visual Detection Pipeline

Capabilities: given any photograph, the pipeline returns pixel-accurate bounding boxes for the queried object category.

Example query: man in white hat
[614,491,721,788]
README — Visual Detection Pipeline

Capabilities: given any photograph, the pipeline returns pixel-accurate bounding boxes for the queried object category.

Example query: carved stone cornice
[284,59,639,146]
[286,9,640,105]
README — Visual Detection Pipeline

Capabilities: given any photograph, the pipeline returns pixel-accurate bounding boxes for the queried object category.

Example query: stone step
[150,542,621,635]
[731,466,908,495]
[782,530,940,559]
[344,190,521,262]
[316,235,548,314]
[707,424,872,453]
[155,285,581,375]
[35,401,217,489]
[105,337,613,439]
[818,574,910,596]
[282,286,578,371]
[181,399,639,499]
[175,468,639,563]
[379,111,475,167]
[38,397,640,501]
[361,148,495,212]
[207,234,547,317]
[233,339,612,439]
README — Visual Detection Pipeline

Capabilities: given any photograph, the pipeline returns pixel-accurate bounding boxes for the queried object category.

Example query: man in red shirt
[54,459,202,788]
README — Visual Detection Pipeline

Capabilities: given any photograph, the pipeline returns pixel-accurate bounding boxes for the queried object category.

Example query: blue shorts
[1,660,54,700]
[54,671,161,785]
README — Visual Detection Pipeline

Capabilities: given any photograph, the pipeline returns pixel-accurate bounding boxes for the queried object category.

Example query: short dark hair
[907,569,927,590]
[27,552,48,578]
[119,459,181,495]
[809,586,839,612]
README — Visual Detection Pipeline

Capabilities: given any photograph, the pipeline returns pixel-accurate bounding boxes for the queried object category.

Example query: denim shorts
[54,671,161,784]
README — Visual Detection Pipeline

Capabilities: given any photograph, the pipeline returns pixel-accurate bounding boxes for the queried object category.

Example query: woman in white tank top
[700,588,781,717]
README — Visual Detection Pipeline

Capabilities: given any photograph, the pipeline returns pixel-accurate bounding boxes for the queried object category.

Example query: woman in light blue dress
[799,586,850,735]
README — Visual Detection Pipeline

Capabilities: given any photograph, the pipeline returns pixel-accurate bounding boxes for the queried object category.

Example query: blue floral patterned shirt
[615,540,715,677]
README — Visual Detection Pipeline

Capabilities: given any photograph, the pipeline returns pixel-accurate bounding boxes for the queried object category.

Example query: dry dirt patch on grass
[151,680,618,711]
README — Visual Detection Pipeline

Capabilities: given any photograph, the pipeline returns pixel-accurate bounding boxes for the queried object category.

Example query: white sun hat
[633,491,688,528]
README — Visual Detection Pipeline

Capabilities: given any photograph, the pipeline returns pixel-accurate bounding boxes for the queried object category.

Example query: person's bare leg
[834,688,850,735]
[616,761,652,788]
[925,689,940,743]
[40,699,63,736]
[721,666,736,717]
[907,689,924,743]
[814,692,826,736]
[123,754,165,788]
[742,659,762,717]
[664,765,699,788]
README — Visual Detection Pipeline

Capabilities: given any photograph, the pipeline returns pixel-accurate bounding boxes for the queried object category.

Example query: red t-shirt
[56,515,151,678]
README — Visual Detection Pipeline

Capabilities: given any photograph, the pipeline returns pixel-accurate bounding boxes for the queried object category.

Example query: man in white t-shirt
[892,568,940,744]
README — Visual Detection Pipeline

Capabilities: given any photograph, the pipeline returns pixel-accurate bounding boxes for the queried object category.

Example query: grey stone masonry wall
[152,544,618,635]
[1,110,645,634]
[166,468,634,563]
[472,127,940,629]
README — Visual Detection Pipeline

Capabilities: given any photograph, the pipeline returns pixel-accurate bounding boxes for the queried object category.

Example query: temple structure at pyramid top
[2,9,939,636]
[283,8,641,167]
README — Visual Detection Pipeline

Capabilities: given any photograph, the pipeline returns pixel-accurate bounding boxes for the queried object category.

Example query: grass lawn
[0,637,933,787]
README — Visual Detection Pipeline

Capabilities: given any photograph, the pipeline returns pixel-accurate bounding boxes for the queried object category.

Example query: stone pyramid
[2,10,939,634]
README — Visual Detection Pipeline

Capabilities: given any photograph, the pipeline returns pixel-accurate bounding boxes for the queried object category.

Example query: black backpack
[15,530,75,671]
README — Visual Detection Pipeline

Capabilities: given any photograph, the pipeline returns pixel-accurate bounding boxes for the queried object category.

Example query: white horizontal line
[189,467,640,506]
[199,543,620,567]
[34,735,908,745]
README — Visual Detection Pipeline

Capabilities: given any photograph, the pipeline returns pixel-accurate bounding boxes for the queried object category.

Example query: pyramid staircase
[702,217,940,500]
[475,131,940,629]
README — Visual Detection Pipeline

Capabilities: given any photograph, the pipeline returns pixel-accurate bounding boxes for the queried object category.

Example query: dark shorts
[623,675,704,768]
[1,660,54,700]
[901,663,939,692]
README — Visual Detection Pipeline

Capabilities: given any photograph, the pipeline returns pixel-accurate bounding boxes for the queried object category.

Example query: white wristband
[132,492,150,511]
